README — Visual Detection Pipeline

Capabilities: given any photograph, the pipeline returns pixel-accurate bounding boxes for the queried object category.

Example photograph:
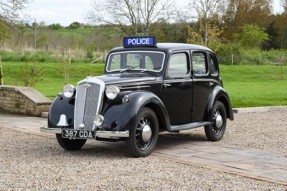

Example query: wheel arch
[207,86,234,121]
[102,91,171,132]
[145,102,170,132]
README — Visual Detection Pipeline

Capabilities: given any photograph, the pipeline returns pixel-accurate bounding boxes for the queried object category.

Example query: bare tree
[189,0,224,46]
[88,0,175,35]
[0,0,30,24]
[282,0,287,13]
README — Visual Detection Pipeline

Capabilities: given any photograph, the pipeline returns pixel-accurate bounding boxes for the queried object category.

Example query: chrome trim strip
[40,126,62,134]
[96,131,129,138]
[111,80,161,87]
[164,79,220,84]
[119,85,150,90]
[193,79,219,83]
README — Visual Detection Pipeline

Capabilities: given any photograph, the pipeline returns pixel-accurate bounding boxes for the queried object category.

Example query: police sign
[123,36,156,47]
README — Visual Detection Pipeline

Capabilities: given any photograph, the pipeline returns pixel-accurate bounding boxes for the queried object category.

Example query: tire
[204,101,227,141]
[56,134,87,151]
[127,107,159,157]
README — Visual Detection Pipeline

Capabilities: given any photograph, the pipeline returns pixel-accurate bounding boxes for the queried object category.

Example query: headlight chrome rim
[94,115,104,127]
[105,85,120,100]
[63,84,75,98]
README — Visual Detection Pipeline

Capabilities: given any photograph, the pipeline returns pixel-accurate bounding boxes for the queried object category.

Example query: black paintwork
[48,43,234,135]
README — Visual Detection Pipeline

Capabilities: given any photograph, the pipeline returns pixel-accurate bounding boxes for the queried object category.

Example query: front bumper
[40,126,129,139]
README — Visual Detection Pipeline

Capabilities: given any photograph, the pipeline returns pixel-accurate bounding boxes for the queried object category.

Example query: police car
[41,36,234,157]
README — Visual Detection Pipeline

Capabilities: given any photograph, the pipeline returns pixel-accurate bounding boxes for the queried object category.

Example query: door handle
[164,83,172,87]
[206,82,214,86]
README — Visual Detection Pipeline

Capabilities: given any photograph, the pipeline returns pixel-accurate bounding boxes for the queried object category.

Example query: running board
[170,121,211,132]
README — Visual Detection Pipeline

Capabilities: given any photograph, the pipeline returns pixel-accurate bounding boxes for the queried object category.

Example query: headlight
[94,115,104,127]
[63,84,75,98]
[105,85,120,100]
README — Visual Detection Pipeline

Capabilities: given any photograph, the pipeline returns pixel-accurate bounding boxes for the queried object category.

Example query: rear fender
[207,86,234,121]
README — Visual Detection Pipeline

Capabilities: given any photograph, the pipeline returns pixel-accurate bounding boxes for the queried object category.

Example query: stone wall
[0,85,52,116]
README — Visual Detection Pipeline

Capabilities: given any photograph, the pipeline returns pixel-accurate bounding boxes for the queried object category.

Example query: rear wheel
[56,134,87,151]
[204,101,227,141]
[127,107,159,157]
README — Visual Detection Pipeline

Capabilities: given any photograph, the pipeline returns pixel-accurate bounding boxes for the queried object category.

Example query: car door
[160,51,193,125]
[191,51,216,122]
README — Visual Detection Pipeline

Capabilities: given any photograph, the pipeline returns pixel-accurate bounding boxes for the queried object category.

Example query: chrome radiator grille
[74,79,105,131]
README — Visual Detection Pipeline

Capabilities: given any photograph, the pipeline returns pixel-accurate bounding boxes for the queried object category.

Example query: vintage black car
[41,37,234,157]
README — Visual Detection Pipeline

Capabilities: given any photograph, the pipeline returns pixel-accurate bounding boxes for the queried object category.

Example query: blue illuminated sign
[123,36,157,47]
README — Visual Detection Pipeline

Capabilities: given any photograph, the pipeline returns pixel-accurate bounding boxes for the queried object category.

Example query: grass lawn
[1,62,105,98]
[220,65,287,108]
[1,62,287,108]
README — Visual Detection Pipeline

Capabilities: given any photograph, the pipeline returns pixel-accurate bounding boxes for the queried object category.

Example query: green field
[220,65,287,107]
[1,62,287,108]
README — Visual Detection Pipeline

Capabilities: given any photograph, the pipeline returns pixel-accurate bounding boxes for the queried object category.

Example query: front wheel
[127,107,159,157]
[204,101,227,141]
[56,134,87,151]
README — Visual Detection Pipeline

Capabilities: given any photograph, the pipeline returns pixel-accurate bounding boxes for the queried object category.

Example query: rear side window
[167,53,189,78]
[209,53,219,75]
[192,52,207,75]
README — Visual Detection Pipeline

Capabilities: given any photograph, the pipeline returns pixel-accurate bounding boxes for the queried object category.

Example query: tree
[0,0,30,24]
[282,0,287,13]
[188,0,224,46]
[150,20,188,43]
[69,22,81,29]
[272,13,287,49]
[187,21,223,51]
[0,21,9,40]
[48,23,63,30]
[87,0,175,35]
[223,0,272,39]
[233,24,269,49]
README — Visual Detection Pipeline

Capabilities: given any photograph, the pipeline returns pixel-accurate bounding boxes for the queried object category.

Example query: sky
[24,0,284,26]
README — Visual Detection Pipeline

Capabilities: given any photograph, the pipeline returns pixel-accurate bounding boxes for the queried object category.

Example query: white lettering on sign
[79,131,93,138]
[63,130,93,139]
[128,38,150,45]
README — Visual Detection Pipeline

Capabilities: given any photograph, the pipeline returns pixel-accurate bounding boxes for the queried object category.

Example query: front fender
[48,95,75,129]
[102,91,170,132]
[207,86,234,121]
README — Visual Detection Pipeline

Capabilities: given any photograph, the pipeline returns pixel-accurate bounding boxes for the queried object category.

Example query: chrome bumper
[40,126,129,138]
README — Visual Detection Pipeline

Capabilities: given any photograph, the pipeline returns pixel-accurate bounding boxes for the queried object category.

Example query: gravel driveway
[0,108,287,190]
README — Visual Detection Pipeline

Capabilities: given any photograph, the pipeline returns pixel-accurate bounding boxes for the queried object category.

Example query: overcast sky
[24,0,283,26]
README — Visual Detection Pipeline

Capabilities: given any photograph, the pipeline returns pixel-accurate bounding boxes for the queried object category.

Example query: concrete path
[0,112,287,186]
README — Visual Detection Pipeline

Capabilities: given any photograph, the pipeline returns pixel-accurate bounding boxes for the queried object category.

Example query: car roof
[110,43,213,52]
[157,43,212,51]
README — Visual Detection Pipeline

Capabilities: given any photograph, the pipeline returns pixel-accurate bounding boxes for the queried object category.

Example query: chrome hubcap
[142,124,152,142]
[215,113,223,129]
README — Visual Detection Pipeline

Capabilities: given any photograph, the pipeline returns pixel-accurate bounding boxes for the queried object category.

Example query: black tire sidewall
[204,101,227,141]
[56,134,87,151]
[127,107,159,157]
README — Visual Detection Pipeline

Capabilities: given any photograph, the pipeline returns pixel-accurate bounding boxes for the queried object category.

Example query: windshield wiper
[120,65,140,73]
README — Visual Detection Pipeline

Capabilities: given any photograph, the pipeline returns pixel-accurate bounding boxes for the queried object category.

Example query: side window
[209,53,219,75]
[167,53,189,78]
[192,52,207,75]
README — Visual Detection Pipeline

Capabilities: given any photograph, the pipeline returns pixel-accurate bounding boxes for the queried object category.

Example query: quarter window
[167,53,189,78]
[192,52,207,75]
[209,53,218,75]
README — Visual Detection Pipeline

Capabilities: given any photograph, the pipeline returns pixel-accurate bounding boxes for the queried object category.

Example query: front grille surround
[74,78,105,131]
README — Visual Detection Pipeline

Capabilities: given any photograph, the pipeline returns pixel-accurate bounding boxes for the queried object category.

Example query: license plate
[62,129,95,139]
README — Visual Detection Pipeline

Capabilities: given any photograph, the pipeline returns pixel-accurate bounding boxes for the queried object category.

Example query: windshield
[106,51,165,73]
